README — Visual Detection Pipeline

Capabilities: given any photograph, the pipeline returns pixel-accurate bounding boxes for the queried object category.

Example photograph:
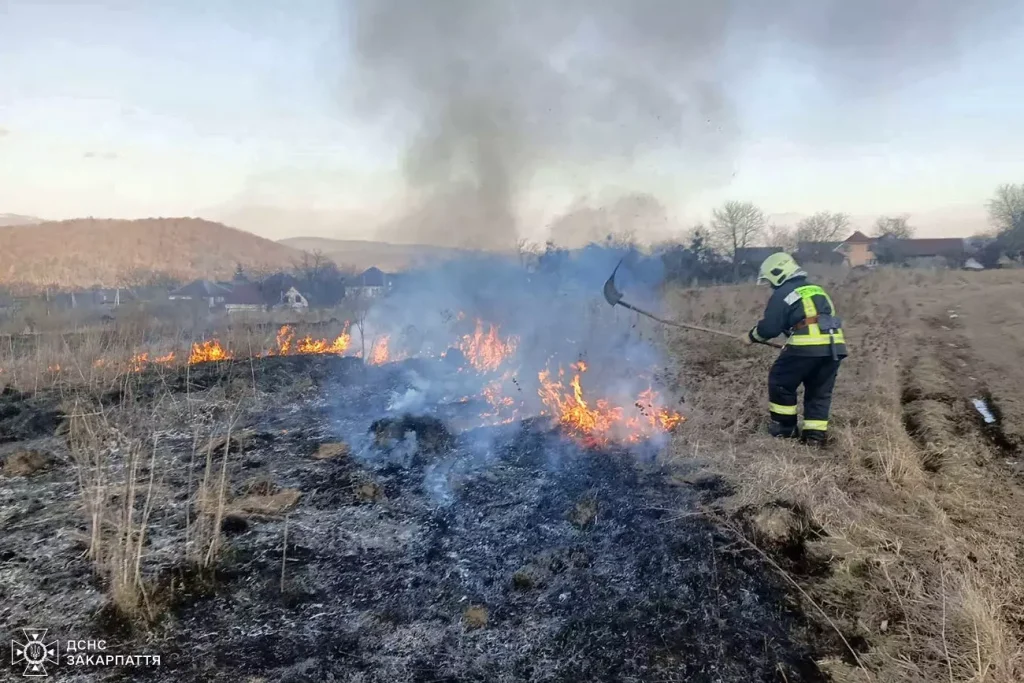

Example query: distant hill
[0,217,303,289]
[278,237,484,272]
[0,213,44,227]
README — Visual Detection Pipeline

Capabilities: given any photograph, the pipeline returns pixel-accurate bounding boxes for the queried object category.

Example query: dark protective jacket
[748,275,848,358]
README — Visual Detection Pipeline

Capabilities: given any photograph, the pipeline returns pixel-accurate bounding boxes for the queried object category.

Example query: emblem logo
[11,629,59,677]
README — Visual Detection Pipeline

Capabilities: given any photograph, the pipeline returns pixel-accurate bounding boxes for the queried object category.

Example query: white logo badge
[11,629,59,677]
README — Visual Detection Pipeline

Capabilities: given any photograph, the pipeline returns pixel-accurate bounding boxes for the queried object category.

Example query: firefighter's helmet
[758,252,802,287]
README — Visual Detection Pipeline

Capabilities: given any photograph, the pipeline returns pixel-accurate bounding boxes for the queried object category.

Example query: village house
[169,280,232,308]
[795,240,845,266]
[832,231,968,269]
[345,267,394,299]
[833,231,878,268]
[733,246,783,278]
[222,282,266,315]
[169,276,312,315]
[885,237,967,268]
[279,286,309,310]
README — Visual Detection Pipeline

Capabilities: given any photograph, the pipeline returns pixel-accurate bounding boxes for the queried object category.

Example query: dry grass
[2,448,55,476]
[0,312,357,625]
[67,394,164,621]
[0,318,352,396]
[32,334,261,624]
[663,267,1024,683]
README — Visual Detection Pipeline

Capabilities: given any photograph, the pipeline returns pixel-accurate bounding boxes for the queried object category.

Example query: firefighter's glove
[743,328,757,345]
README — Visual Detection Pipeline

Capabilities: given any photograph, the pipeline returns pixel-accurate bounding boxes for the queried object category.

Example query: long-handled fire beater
[601,259,783,349]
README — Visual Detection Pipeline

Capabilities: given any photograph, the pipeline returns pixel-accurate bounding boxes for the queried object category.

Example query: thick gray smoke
[346,0,1018,249]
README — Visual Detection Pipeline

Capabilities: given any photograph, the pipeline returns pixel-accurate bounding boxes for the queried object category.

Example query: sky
[1,0,1023,243]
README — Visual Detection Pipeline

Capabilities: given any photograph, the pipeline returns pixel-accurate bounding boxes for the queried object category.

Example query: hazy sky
[1,0,1023,242]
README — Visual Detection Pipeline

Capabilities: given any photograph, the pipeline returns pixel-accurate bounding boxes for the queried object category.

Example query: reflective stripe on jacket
[749,276,849,358]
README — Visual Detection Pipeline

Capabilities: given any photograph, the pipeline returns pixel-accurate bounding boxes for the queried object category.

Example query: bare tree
[987,184,1024,255]
[765,224,797,251]
[293,250,332,288]
[795,212,850,243]
[873,214,914,239]
[988,184,1024,231]
[343,288,371,362]
[292,250,346,306]
[710,201,765,270]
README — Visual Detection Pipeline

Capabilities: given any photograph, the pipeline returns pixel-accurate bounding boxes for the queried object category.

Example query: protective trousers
[768,354,842,441]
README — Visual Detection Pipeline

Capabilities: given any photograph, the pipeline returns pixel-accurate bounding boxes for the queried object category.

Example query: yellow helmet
[758,252,803,287]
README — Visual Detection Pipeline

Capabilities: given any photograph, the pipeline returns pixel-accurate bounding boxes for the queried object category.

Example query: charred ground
[2,354,831,683]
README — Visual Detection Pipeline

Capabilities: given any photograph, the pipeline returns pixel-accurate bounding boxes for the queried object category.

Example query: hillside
[0,217,303,289]
[0,213,43,227]
[278,236,484,272]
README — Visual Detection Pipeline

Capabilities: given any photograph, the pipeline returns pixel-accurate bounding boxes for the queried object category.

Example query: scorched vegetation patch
[1,356,827,682]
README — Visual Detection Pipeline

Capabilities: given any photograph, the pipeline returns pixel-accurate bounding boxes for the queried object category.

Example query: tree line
[660,182,1024,280]
[538,182,1024,286]
[698,203,914,263]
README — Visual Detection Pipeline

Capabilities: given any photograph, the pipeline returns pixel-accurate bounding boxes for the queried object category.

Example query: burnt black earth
[0,356,827,683]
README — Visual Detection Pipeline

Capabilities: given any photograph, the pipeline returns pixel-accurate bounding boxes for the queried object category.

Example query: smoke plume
[346,0,1016,249]
[347,246,672,477]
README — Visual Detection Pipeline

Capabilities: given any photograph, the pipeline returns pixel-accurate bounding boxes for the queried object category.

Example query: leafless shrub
[67,394,162,621]
[59,351,251,624]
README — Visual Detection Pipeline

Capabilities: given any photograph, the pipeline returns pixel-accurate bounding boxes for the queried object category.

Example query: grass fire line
[4,318,683,447]
[181,323,683,446]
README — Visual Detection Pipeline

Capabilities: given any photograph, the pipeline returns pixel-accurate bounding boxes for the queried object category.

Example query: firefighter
[744,252,847,445]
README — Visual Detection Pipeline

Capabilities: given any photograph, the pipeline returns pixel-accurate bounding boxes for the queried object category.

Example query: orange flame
[186,325,354,365]
[298,331,351,355]
[537,361,683,447]
[275,325,294,355]
[330,330,352,354]
[13,317,685,449]
[272,324,351,357]
[480,373,519,423]
[189,340,233,364]
[128,353,149,373]
[458,319,518,373]
[369,336,390,365]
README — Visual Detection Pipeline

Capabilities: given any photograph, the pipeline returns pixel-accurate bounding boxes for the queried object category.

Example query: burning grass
[538,361,683,447]
[457,319,519,372]
[2,314,683,448]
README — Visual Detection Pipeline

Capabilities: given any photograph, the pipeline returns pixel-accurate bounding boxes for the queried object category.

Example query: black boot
[768,421,799,439]
[801,430,828,448]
